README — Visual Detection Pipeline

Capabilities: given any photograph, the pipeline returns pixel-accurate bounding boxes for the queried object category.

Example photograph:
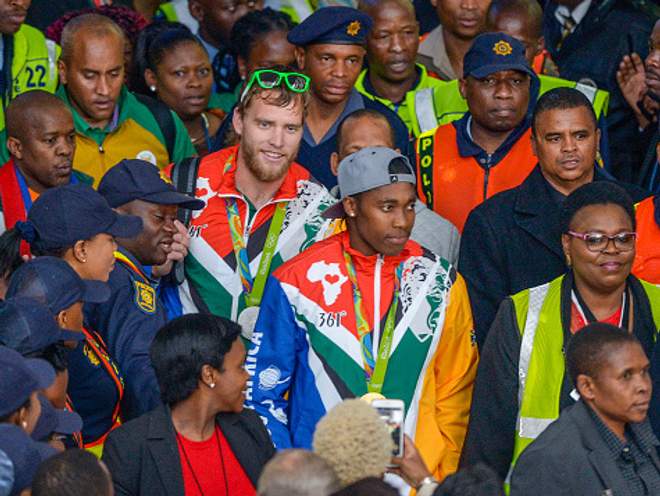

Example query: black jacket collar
[144,404,265,494]
[568,400,660,494]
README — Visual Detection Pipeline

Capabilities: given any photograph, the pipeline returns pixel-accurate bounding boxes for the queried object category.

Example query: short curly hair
[313,399,394,487]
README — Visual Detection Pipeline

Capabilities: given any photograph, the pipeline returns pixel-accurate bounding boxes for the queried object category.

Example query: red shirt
[176,426,255,496]
[570,302,623,334]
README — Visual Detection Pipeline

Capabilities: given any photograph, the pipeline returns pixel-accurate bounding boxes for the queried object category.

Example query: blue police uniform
[67,328,124,452]
[287,7,413,189]
[87,159,205,421]
[84,247,164,421]
[296,89,413,189]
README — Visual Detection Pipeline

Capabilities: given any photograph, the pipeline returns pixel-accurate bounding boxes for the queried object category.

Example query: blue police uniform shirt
[296,89,414,189]
[66,331,122,444]
[84,247,164,421]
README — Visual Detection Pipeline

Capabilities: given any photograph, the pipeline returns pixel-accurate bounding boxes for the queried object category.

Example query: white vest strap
[46,39,58,82]
[517,283,550,406]
[575,82,597,104]
[414,88,438,134]
[518,416,555,440]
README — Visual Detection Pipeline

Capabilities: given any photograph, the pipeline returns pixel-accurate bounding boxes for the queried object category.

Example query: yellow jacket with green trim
[57,86,196,187]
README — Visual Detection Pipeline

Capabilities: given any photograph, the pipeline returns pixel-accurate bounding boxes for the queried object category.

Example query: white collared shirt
[555,0,593,32]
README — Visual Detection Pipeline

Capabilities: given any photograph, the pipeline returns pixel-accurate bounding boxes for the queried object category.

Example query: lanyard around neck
[343,251,402,394]
[571,282,629,329]
[223,154,287,307]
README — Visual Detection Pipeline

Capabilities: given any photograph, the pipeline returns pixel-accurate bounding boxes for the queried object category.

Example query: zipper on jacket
[482,153,492,200]
[373,254,383,353]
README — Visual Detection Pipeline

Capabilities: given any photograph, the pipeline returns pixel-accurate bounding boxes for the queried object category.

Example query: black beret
[287,7,373,46]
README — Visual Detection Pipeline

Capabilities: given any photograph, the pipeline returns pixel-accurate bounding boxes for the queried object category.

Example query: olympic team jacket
[246,231,479,483]
[179,145,337,321]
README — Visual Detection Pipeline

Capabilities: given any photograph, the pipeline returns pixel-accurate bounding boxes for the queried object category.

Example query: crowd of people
[0,0,658,495]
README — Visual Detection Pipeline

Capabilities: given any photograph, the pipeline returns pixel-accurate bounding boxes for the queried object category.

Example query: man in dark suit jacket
[543,0,655,183]
[459,87,649,348]
[510,324,660,495]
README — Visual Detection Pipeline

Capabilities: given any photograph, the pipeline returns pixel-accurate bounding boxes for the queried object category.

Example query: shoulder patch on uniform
[134,281,156,314]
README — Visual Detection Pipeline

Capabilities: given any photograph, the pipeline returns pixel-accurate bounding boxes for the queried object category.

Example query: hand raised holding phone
[387,435,437,491]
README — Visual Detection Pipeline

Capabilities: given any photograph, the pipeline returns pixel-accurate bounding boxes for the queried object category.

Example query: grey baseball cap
[323,147,416,218]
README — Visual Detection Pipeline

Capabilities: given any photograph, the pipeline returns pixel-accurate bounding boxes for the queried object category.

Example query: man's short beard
[241,139,297,182]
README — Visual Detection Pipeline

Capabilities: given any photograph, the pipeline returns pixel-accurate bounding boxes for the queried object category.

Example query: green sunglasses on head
[239,69,310,103]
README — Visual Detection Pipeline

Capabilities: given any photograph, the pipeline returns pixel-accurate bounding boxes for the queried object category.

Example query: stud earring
[21,421,27,429]
[149,85,156,92]
[209,382,216,389]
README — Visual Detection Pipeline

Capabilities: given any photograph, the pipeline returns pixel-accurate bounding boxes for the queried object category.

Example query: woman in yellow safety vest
[460,181,660,484]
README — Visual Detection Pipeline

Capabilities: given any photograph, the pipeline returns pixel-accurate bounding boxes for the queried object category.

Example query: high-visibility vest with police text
[416,123,536,232]
[410,75,609,137]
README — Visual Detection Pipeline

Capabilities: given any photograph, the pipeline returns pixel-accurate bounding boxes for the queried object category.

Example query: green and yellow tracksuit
[57,86,196,187]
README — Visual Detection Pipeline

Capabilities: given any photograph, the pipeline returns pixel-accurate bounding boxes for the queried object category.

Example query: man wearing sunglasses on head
[169,65,337,340]
[287,6,414,190]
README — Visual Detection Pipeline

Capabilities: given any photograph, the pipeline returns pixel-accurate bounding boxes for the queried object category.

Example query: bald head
[258,449,340,496]
[5,91,75,192]
[6,91,71,141]
[60,13,125,64]
[486,0,543,64]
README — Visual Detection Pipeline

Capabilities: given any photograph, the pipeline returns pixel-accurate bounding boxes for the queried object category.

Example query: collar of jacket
[544,0,614,58]
[559,271,658,357]
[514,164,614,215]
[566,399,660,494]
[215,145,302,203]
[143,404,253,495]
[512,165,617,258]
[57,84,131,136]
[359,64,424,101]
[115,245,156,283]
[453,111,532,165]
[339,230,419,273]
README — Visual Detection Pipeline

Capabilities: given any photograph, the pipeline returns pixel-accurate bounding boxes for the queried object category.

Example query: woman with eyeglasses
[461,181,660,484]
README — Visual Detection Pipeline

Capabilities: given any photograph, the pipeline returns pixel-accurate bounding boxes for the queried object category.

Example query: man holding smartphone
[246,146,479,492]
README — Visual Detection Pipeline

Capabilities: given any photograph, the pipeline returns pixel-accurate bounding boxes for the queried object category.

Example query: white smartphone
[371,398,405,458]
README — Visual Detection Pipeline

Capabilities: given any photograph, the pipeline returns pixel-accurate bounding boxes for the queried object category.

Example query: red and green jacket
[246,231,479,490]
[179,145,337,321]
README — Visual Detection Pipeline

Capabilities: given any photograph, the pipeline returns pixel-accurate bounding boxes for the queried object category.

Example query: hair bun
[14,221,37,244]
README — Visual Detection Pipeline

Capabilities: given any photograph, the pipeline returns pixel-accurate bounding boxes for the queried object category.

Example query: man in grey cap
[246,146,478,491]
[329,108,460,265]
